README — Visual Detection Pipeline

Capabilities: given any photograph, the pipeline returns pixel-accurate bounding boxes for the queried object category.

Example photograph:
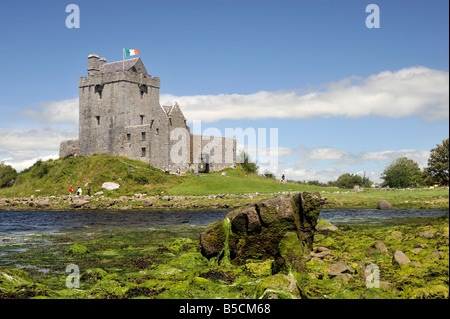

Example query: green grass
[324,188,449,210]
[169,168,322,196]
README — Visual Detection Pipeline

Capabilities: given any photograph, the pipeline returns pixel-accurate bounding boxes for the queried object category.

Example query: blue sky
[0,0,448,183]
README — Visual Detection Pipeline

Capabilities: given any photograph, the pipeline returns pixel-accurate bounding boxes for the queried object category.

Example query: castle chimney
[99,57,107,69]
[87,54,100,77]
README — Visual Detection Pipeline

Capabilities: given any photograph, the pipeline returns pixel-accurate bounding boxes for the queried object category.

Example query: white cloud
[3,153,59,172]
[0,128,70,151]
[0,128,75,171]
[361,149,430,168]
[20,98,79,124]
[161,66,449,123]
[282,167,347,183]
[294,146,430,169]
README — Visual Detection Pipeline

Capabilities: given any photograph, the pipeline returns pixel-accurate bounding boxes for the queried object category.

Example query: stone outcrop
[326,260,356,281]
[377,200,392,210]
[200,192,321,273]
[366,240,389,256]
[393,250,411,266]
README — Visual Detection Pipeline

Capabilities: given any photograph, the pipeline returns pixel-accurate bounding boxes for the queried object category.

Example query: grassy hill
[0,154,181,198]
[0,154,311,198]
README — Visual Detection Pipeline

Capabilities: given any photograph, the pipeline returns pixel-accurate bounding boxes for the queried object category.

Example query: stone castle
[60,54,236,173]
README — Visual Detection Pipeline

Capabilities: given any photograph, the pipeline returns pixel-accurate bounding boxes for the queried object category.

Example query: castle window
[169,118,172,126]
[139,85,148,99]
[95,85,103,99]
[126,133,131,141]
[95,116,100,125]
[141,132,146,141]
[141,148,146,157]
[156,128,159,135]
[140,115,144,125]
[150,119,154,129]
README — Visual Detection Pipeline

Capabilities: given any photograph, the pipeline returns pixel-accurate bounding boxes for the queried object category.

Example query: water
[319,209,449,224]
[0,209,230,235]
[0,208,448,235]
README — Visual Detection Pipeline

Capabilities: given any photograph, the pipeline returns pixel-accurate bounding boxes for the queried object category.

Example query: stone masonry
[59,54,236,173]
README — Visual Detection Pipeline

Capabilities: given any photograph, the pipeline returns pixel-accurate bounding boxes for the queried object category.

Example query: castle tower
[78,53,175,171]
[60,53,236,173]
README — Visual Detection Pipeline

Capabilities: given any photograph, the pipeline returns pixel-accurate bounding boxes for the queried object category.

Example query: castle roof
[162,105,172,114]
[100,58,148,75]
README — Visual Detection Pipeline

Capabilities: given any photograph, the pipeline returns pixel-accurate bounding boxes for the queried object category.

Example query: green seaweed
[0,215,448,299]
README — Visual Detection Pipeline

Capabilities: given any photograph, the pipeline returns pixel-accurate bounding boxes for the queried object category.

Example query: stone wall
[59,139,80,157]
[190,134,236,172]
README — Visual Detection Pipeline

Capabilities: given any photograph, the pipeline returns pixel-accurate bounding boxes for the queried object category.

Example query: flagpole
[123,48,125,70]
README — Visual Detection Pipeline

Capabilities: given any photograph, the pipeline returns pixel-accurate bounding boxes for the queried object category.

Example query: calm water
[0,209,230,234]
[0,208,448,235]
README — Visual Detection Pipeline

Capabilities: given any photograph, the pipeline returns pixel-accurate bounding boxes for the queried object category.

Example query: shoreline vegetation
[0,187,449,211]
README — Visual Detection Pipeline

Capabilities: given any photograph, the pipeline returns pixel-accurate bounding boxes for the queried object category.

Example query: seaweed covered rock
[200,192,321,273]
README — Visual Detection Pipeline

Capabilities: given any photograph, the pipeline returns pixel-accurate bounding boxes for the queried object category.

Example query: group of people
[69,184,91,197]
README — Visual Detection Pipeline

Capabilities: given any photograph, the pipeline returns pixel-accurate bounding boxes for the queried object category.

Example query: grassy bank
[0,216,448,299]
[0,154,448,209]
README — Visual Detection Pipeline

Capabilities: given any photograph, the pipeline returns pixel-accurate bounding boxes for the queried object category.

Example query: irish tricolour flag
[125,49,139,56]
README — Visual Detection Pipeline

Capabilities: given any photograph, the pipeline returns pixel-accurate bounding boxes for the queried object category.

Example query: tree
[424,138,449,186]
[381,157,424,188]
[334,173,371,189]
[262,169,276,179]
[0,163,18,188]
[236,151,259,174]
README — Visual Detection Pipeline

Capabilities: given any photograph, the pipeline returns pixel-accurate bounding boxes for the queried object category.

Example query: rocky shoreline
[0,191,329,211]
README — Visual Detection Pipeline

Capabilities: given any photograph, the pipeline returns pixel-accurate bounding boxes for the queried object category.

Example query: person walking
[87,184,91,196]
[69,185,73,196]
[76,187,82,197]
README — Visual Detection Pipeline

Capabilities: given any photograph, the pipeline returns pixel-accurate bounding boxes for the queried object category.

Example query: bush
[262,170,276,179]
[0,163,18,188]
[31,160,50,178]
[237,151,259,174]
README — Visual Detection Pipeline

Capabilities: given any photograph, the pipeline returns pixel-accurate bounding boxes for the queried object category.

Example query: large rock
[70,200,90,208]
[393,250,411,266]
[377,200,392,210]
[327,260,356,281]
[366,240,389,256]
[200,192,321,273]
[101,182,120,191]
